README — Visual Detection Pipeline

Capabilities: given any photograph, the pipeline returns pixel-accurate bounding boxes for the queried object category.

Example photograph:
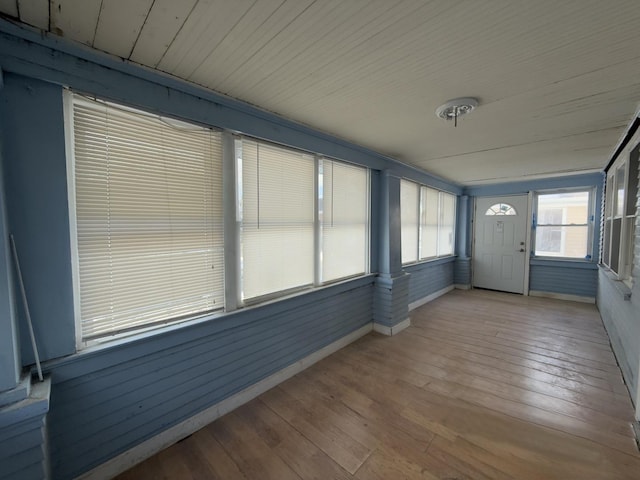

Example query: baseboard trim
[77,323,373,480]
[529,290,595,304]
[373,317,411,336]
[408,284,455,311]
[454,284,471,290]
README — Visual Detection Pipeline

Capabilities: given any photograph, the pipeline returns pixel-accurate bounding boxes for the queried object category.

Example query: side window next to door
[533,190,594,260]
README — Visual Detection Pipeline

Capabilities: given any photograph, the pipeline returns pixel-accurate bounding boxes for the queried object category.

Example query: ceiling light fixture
[436,97,479,127]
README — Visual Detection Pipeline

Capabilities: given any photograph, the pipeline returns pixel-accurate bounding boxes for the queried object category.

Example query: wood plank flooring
[116,289,640,479]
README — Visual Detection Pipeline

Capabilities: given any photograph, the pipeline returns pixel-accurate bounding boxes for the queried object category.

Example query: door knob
[518,248,525,252]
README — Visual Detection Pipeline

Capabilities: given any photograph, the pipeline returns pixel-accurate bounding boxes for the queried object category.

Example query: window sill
[402,255,457,269]
[530,257,598,269]
[43,273,378,372]
[599,265,632,301]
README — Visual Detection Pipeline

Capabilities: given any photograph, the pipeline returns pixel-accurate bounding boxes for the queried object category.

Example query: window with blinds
[438,191,456,256]
[70,94,224,342]
[420,186,440,259]
[240,139,315,301]
[400,180,456,263]
[400,180,419,264]
[320,159,369,282]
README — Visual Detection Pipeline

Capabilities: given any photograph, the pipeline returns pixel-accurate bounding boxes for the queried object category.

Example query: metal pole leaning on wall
[10,234,43,382]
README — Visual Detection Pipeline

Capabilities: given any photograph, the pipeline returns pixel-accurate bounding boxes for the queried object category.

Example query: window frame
[66,91,226,347]
[602,142,639,286]
[532,187,596,261]
[236,137,371,306]
[65,93,372,347]
[400,179,457,265]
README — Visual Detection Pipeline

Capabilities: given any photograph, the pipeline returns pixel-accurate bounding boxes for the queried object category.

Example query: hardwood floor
[116,289,640,479]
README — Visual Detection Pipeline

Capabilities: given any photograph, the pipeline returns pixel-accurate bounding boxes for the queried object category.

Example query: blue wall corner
[0,129,20,392]
[0,74,75,365]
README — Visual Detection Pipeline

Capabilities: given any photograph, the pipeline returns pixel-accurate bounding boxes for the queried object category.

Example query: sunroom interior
[0,2,639,479]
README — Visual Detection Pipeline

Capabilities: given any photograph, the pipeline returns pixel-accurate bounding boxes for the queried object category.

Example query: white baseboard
[529,290,595,304]
[373,317,411,336]
[408,284,455,311]
[454,284,471,290]
[77,323,373,480]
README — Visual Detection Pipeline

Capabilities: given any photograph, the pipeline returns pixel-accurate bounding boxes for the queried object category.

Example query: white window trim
[400,179,457,265]
[63,90,83,348]
[602,139,639,287]
[532,187,596,261]
[65,92,372,348]
[67,91,226,347]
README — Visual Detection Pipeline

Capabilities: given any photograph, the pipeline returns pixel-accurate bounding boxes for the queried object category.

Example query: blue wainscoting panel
[46,278,373,480]
[597,153,640,401]
[0,379,51,480]
[405,258,455,304]
[373,273,409,328]
[454,258,471,286]
[598,269,640,401]
[529,261,598,298]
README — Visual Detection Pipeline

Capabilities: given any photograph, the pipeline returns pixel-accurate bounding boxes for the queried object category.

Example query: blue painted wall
[454,195,472,285]
[405,258,455,304]
[598,131,640,406]
[0,22,461,480]
[0,14,629,479]
[463,173,603,298]
[529,260,598,297]
[0,379,50,480]
[1,74,75,365]
[47,278,373,479]
[0,130,19,392]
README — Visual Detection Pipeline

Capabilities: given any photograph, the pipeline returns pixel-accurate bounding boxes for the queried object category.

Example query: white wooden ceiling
[2,0,640,185]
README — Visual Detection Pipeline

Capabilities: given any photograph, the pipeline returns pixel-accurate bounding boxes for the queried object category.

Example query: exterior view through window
[534,191,592,259]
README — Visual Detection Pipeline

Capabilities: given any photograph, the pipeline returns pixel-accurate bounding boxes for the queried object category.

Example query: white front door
[473,195,528,294]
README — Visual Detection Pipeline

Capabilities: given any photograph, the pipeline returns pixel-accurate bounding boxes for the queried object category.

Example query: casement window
[238,138,370,302]
[602,143,639,283]
[533,189,595,259]
[400,180,457,263]
[68,94,224,343]
[68,95,370,344]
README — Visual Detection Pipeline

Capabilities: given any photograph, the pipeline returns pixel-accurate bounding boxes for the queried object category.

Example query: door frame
[471,193,533,295]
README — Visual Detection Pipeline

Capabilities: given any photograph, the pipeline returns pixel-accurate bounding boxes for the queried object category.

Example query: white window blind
[321,159,368,282]
[71,95,224,341]
[438,192,456,256]
[401,183,456,263]
[420,187,439,259]
[240,139,315,300]
[400,180,419,263]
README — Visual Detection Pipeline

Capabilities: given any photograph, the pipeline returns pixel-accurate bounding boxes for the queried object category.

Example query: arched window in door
[485,203,517,216]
